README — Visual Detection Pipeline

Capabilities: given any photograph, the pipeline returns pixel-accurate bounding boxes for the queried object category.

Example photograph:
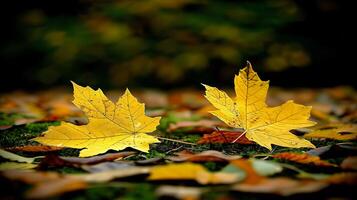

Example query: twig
[165,145,183,154]
[156,137,197,145]
[262,146,278,160]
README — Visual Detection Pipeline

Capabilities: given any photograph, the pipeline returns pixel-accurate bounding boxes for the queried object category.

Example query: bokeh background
[1,0,354,91]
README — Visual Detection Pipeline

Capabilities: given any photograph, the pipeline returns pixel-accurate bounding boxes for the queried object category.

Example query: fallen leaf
[135,157,164,165]
[250,159,283,176]
[148,163,206,183]
[76,167,151,182]
[304,123,357,140]
[306,142,357,157]
[197,130,253,144]
[203,62,316,150]
[228,159,264,184]
[167,150,241,162]
[0,162,37,170]
[1,170,86,198]
[33,82,161,157]
[272,152,337,167]
[5,145,64,152]
[0,125,13,130]
[38,151,136,169]
[60,151,136,165]
[325,173,357,185]
[219,163,246,181]
[2,167,157,198]
[38,154,77,169]
[25,178,87,199]
[0,149,37,163]
[168,119,224,132]
[306,145,333,156]
[1,170,62,184]
[232,178,328,196]
[168,90,207,109]
[148,163,240,184]
[13,118,39,126]
[156,185,202,199]
[340,156,357,170]
[81,161,134,173]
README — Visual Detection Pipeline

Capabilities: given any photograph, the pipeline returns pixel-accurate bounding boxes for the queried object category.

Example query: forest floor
[0,86,356,200]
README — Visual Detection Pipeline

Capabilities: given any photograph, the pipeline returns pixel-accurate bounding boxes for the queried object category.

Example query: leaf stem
[231,130,247,143]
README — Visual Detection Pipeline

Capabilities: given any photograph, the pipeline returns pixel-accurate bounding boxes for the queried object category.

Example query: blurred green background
[1,0,353,91]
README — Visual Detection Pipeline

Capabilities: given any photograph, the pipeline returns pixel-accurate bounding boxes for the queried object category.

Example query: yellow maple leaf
[304,123,357,140]
[203,62,316,150]
[33,82,161,157]
[148,163,240,184]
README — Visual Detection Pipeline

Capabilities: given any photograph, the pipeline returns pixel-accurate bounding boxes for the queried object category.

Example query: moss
[177,133,202,143]
[189,143,269,157]
[57,148,81,157]
[151,139,191,154]
[62,184,125,200]
[48,166,86,174]
[202,161,228,171]
[0,121,82,157]
[146,150,166,159]
[310,139,346,147]
[62,183,156,200]
[0,121,60,148]
[120,183,156,200]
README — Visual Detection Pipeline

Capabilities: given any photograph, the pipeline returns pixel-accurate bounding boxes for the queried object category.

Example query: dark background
[1,0,354,92]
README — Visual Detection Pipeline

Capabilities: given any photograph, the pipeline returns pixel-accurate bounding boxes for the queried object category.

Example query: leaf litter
[0,62,356,199]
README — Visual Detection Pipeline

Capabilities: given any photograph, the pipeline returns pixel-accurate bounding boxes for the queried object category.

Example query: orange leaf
[325,173,357,185]
[272,152,337,167]
[230,159,264,184]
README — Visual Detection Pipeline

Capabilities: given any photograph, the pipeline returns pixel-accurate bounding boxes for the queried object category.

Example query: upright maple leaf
[33,82,161,157]
[203,62,316,150]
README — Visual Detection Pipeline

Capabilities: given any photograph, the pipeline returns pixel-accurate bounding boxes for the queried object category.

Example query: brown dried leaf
[6,145,64,152]
[26,178,87,199]
[232,178,328,196]
[1,170,61,184]
[340,156,357,170]
[197,131,253,144]
[272,152,337,167]
[60,151,136,165]
[39,151,136,169]
[325,173,357,185]
[81,161,134,173]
